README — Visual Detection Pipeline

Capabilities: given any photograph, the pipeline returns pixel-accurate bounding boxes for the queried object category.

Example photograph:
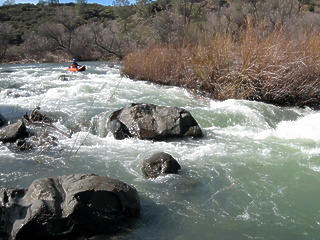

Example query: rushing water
[0,61,320,240]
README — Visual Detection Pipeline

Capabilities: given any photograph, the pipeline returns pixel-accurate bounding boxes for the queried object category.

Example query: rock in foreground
[108,103,203,140]
[0,173,140,240]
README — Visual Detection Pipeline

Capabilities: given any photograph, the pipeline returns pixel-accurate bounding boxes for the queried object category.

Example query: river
[0,61,320,240]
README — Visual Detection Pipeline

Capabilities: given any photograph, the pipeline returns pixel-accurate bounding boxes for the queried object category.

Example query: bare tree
[261,0,295,27]
[88,21,126,59]
[34,7,87,59]
[0,23,14,61]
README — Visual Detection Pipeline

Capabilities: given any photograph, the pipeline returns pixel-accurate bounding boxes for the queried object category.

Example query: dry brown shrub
[123,45,183,85]
[122,22,320,109]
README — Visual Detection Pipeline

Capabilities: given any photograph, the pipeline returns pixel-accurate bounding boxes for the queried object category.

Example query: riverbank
[2,24,320,111]
[122,27,320,110]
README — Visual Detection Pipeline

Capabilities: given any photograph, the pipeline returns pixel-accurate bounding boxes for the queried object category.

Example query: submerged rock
[58,74,69,81]
[142,152,181,178]
[108,103,203,140]
[0,173,140,240]
[0,119,28,143]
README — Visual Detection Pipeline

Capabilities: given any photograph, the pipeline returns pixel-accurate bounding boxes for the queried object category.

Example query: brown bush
[122,22,320,109]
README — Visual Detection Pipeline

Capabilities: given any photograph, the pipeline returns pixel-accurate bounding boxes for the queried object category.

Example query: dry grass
[123,45,183,85]
[123,24,320,109]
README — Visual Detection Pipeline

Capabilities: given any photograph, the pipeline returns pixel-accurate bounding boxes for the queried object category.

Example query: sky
[0,0,136,6]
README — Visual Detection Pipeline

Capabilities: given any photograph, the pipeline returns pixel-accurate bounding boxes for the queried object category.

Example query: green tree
[113,0,130,6]
[297,0,314,13]
[37,0,47,5]
[3,0,15,6]
[135,0,152,5]
[169,0,207,44]
[135,0,154,18]
[49,0,59,4]
[112,0,135,33]
[112,0,134,20]
[75,0,87,16]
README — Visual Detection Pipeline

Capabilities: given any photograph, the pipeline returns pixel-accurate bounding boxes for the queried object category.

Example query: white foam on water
[1,62,320,240]
[273,112,320,140]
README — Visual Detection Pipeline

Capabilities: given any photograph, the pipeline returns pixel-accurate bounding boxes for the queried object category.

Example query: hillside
[0,3,115,45]
[1,0,320,62]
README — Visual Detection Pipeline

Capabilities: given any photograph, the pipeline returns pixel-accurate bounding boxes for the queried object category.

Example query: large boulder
[108,103,203,140]
[0,173,140,240]
[142,152,181,178]
[0,119,28,143]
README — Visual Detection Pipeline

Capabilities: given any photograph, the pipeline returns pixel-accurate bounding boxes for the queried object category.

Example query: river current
[0,61,319,240]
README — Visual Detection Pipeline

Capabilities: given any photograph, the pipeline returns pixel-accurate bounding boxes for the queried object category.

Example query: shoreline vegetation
[123,24,320,109]
[1,0,320,109]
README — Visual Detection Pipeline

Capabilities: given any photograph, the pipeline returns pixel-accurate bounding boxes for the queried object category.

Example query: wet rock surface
[142,152,181,178]
[108,103,203,140]
[0,119,28,143]
[0,173,140,240]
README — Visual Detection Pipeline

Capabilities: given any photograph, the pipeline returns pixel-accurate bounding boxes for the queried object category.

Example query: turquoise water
[0,62,320,239]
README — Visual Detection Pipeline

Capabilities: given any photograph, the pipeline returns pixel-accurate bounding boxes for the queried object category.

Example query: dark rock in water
[142,152,181,178]
[0,173,140,240]
[108,103,203,140]
[58,75,69,81]
[0,113,6,127]
[0,70,14,73]
[109,119,131,140]
[0,119,28,143]
[5,89,31,98]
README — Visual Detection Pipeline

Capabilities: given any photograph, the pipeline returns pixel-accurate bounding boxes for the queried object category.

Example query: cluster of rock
[0,103,203,239]
[0,153,181,240]
[0,107,71,151]
[107,102,201,178]
[0,103,202,149]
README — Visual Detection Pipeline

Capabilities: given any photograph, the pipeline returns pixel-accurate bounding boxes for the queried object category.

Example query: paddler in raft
[71,59,79,68]
[67,59,86,72]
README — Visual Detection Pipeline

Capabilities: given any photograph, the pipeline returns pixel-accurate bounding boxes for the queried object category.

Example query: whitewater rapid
[0,61,320,240]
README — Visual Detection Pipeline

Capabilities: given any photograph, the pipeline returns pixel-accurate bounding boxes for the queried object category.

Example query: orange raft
[67,66,86,72]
